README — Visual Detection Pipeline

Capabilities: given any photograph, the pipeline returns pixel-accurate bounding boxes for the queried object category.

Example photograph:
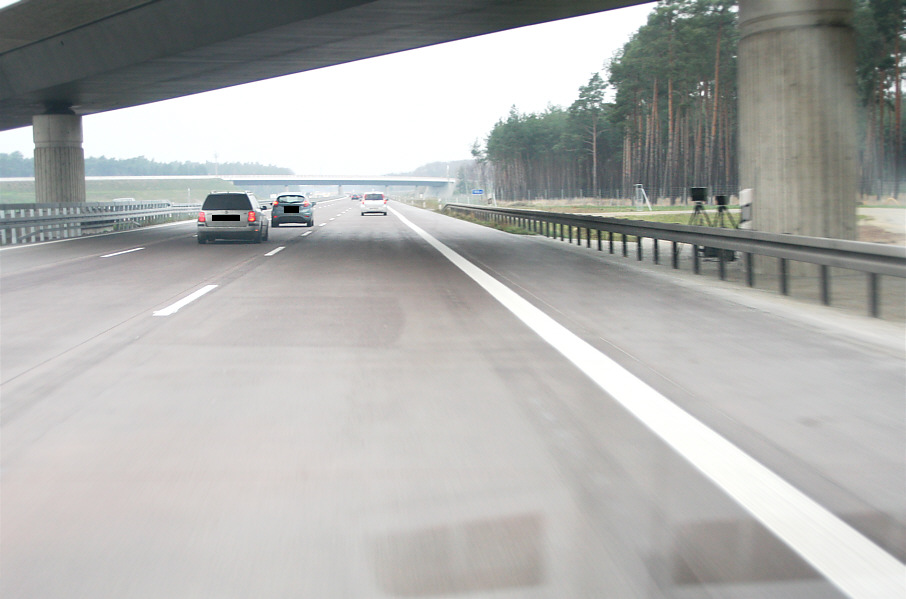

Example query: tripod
[714,204,738,228]
[688,201,712,226]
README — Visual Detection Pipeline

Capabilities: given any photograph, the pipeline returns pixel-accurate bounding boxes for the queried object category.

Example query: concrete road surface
[2,199,904,598]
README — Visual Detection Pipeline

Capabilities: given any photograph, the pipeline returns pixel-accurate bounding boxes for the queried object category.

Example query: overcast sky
[0,2,654,176]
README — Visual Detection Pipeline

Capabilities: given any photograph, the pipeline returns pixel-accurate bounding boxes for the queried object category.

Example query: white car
[360,192,388,216]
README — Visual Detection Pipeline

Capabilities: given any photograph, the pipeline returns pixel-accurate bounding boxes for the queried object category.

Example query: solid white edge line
[389,206,905,599]
[100,247,144,258]
[152,284,218,317]
[265,246,285,256]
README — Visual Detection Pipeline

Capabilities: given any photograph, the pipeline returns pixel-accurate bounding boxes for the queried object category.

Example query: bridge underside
[0,0,645,131]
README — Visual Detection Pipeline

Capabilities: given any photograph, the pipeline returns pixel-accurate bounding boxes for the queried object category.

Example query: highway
[2,199,904,598]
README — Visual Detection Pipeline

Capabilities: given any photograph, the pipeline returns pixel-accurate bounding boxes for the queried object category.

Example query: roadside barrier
[444,203,906,319]
[0,201,200,246]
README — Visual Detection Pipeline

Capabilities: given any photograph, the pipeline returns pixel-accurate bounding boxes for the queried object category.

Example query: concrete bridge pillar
[338,185,343,196]
[738,0,858,240]
[33,111,86,204]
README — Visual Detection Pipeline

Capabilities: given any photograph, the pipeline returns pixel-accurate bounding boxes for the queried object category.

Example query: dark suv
[197,192,269,244]
[271,193,315,227]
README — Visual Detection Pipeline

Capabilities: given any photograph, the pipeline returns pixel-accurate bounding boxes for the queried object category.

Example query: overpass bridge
[0,173,456,196]
[223,174,455,195]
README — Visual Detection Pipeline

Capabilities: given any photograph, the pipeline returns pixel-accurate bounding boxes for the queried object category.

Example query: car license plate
[212,215,240,221]
[284,206,299,213]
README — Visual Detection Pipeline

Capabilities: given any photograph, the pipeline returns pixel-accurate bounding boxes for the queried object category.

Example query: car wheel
[197,234,207,244]
[308,220,314,227]
[272,220,280,228]
[254,230,263,244]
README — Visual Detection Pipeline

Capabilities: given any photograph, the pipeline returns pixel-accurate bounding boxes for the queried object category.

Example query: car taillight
[272,201,278,207]
[384,198,388,204]
[303,201,310,207]
[197,212,206,222]
[248,211,257,223]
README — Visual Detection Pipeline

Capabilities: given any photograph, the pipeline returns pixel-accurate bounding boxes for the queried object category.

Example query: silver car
[197,192,269,244]
[360,191,388,216]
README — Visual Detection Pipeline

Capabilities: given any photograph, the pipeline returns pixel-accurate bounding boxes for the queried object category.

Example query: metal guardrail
[444,203,906,318]
[0,201,200,246]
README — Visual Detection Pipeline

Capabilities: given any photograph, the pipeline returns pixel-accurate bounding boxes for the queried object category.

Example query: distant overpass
[222,175,453,189]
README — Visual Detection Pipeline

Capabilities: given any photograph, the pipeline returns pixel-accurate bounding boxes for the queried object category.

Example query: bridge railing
[0,201,200,246]
[443,203,906,319]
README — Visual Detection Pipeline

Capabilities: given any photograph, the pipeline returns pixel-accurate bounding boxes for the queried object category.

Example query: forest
[471,0,904,203]
[0,152,293,178]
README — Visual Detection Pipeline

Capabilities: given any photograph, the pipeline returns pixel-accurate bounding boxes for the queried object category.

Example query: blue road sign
[472,189,484,195]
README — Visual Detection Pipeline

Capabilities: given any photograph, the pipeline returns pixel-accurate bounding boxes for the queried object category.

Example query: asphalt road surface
[2,199,904,598]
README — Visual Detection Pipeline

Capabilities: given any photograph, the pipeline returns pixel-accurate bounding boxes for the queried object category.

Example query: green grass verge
[0,178,240,204]
[505,203,706,213]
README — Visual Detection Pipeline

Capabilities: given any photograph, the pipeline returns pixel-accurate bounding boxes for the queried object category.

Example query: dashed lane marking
[265,246,285,256]
[100,247,144,258]
[153,285,218,317]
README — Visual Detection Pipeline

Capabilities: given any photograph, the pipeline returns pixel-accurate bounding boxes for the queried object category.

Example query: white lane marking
[329,217,336,221]
[301,231,313,237]
[389,206,906,599]
[318,223,327,227]
[265,246,285,256]
[153,285,218,317]
[100,247,144,258]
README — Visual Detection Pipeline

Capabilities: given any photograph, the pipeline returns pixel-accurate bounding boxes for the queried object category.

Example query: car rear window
[364,193,383,201]
[277,196,305,203]
[202,194,252,210]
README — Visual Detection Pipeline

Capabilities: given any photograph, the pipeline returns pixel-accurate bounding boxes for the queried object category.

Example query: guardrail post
[586,228,591,248]
[597,229,602,251]
[719,250,727,280]
[653,239,659,264]
[11,210,18,244]
[746,253,755,287]
[693,246,701,274]
[622,234,628,257]
[779,259,789,295]
[868,273,880,318]
[672,242,679,269]
[609,231,614,254]
[637,236,643,261]
[820,265,831,306]
[559,223,564,241]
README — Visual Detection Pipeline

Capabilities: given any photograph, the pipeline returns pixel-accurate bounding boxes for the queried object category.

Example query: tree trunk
[893,36,903,202]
